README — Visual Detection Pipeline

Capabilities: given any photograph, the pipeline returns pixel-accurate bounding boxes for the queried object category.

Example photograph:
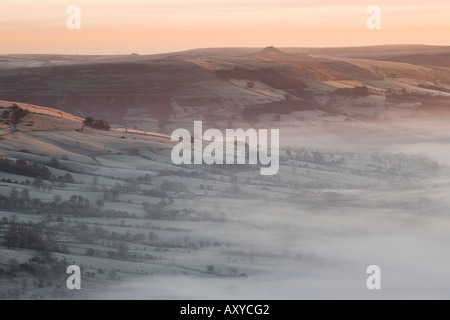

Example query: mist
[93,123,450,299]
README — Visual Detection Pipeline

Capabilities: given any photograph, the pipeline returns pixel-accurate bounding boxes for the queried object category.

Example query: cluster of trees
[83,117,110,130]
[142,201,226,223]
[0,188,34,210]
[216,67,306,93]
[242,100,317,122]
[417,83,450,94]
[225,184,242,196]
[157,169,208,179]
[142,199,178,220]
[333,86,370,97]
[383,88,450,113]
[0,187,130,218]
[47,158,62,169]
[78,223,159,247]
[0,157,52,180]
[0,255,69,299]
[1,104,30,125]
[79,223,222,256]
[48,173,75,189]
[369,153,439,173]
[21,255,68,279]
[142,189,167,198]
[0,157,77,190]
[103,180,141,200]
[160,179,187,193]
[52,193,128,217]
[43,222,127,261]
[286,148,328,164]
[1,218,65,256]
[385,88,431,103]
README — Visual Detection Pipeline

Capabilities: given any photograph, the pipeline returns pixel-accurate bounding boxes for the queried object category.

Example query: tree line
[0,157,52,180]
[83,117,111,130]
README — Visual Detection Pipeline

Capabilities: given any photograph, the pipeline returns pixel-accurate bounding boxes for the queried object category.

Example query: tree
[53,194,62,204]
[9,104,30,125]
[70,195,78,206]
[84,117,110,130]
[77,195,85,208]
[9,188,19,201]
[31,198,42,210]
[95,199,104,209]
[5,221,18,250]
[206,265,215,273]
[8,258,19,275]
[125,178,138,193]
[22,279,28,294]
[227,267,239,276]
[1,109,9,119]
[48,158,60,168]
[64,173,75,184]
[116,242,129,258]
[20,189,30,206]
[33,177,43,191]
[112,183,122,199]
[148,232,159,243]
[94,119,110,130]
[83,117,95,126]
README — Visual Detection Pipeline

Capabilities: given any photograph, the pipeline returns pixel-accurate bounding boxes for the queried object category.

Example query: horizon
[1,1,450,54]
[2,43,450,56]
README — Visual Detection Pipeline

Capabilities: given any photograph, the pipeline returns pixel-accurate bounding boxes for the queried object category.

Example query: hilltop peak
[259,46,284,54]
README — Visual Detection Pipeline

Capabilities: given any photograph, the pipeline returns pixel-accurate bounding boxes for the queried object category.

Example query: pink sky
[1,0,449,54]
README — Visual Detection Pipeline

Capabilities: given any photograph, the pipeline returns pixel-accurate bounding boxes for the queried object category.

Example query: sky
[1,0,450,54]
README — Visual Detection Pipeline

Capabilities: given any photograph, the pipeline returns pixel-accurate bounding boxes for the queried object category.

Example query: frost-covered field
[1,100,450,299]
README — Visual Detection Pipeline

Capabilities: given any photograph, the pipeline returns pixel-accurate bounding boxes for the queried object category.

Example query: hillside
[0,100,450,299]
[2,45,450,130]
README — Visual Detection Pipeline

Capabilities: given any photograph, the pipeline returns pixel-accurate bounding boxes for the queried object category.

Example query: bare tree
[9,258,19,275]
[22,278,28,294]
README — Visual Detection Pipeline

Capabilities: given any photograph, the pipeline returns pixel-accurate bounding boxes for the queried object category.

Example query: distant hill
[1,45,450,125]
[258,46,284,55]
[375,52,450,68]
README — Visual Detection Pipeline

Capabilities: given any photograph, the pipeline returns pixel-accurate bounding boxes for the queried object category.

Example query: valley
[1,45,450,299]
